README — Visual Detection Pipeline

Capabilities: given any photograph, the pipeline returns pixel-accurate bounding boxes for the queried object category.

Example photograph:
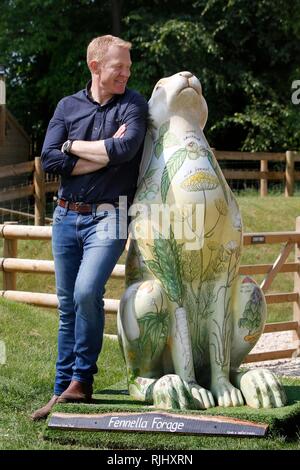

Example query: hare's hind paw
[235,369,287,408]
[153,375,191,410]
[211,377,244,407]
[188,381,215,409]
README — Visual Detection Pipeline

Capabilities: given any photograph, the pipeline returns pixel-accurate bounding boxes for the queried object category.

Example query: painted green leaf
[138,310,169,358]
[207,150,229,204]
[161,148,187,203]
[163,131,180,147]
[182,250,202,282]
[239,301,261,333]
[146,228,185,305]
[159,121,170,137]
[199,147,212,158]
[144,168,157,180]
[146,259,163,279]
[154,141,163,159]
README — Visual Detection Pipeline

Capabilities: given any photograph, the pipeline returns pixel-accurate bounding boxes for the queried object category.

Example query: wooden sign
[251,235,266,244]
[48,411,268,437]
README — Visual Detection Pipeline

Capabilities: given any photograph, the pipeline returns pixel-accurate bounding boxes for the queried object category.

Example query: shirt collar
[84,80,125,107]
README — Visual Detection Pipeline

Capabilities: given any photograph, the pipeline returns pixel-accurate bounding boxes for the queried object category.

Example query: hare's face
[148,71,208,131]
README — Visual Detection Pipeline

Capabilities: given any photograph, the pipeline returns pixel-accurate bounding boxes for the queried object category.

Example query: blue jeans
[52,204,127,395]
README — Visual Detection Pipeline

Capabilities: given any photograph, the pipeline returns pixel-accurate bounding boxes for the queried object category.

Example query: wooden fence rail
[0,220,300,363]
[0,160,34,178]
[214,150,300,197]
[0,151,300,225]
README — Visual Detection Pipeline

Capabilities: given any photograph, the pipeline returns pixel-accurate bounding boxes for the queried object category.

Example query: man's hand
[113,123,126,138]
[70,123,127,174]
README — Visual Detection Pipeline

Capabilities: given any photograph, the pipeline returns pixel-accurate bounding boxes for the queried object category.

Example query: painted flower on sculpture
[207,240,219,251]
[233,212,242,232]
[186,141,199,152]
[225,240,238,254]
[215,198,228,216]
[250,286,263,305]
[185,141,201,159]
[180,170,219,191]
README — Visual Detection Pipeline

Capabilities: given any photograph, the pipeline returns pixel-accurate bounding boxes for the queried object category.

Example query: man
[31,35,148,420]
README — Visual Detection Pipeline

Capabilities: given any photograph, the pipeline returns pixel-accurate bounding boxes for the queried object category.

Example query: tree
[0,0,299,152]
[0,0,113,152]
[122,0,300,151]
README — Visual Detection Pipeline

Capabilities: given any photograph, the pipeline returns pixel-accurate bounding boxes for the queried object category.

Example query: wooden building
[0,68,31,168]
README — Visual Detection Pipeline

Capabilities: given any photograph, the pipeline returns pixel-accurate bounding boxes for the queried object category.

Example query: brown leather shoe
[57,380,93,403]
[30,395,59,421]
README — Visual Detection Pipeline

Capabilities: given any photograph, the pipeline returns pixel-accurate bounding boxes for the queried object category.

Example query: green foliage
[123,0,300,151]
[0,297,300,449]
[182,250,202,283]
[0,0,112,150]
[145,227,185,305]
[239,287,264,334]
[154,121,180,158]
[0,297,125,449]
[0,0,299,152]
[137,309,169,358]
[161,148,187,202]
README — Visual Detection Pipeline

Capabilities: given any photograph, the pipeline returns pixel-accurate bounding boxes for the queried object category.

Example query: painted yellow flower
[181,170,219,191]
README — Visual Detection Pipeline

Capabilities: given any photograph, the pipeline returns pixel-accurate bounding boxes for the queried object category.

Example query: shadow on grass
[284,385,300,405]
[95,388,129,396]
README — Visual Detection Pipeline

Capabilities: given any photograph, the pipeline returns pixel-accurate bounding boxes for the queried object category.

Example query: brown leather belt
[57,199,118,213]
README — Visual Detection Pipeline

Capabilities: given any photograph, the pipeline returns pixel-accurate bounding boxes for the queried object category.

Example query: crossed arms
[41,96,148,177]
[70,124,126,175]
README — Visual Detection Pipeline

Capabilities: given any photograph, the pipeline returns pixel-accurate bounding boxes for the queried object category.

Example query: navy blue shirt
[41,83,148,204]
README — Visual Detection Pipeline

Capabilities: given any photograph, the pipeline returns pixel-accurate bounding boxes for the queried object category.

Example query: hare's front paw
[152,374,214,410]
[211,376,244,407]
[237,369,287,408]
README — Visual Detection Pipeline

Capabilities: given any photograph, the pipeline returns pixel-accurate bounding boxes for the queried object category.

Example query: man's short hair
[87,35,132,67]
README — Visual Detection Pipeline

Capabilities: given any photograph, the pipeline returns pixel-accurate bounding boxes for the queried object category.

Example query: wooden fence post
[34,157,45,226]
[294,216,300,355]
[2,222,18,291]
[285,151,295,197]
[260,159,268,196]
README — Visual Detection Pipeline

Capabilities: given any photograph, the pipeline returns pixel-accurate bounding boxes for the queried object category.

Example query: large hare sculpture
[117,72,286,410]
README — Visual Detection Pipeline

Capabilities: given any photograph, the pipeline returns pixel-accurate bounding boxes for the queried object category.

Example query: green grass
[0,195,299,330]
[44,378,300,450]
[238,196,300,323]
[0,298,125,449]
[0,195,299,449]
[0,297,300,450]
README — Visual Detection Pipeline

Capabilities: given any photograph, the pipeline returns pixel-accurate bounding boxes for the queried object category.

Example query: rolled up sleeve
[41,99,79,176]
[104,97,148,166]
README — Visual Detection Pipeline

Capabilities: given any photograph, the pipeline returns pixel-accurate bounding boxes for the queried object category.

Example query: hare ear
[137,129,154,185]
